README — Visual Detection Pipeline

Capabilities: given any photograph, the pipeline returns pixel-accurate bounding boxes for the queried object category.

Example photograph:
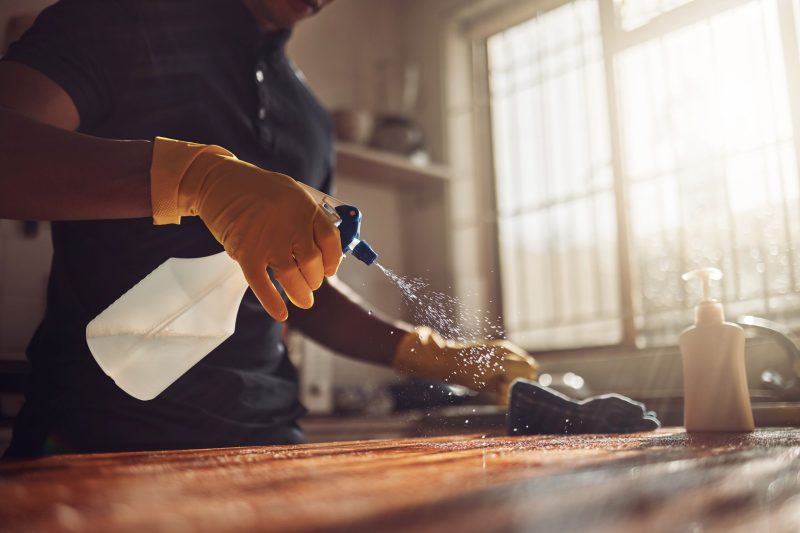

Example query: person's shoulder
[25,0,144,42]
[37,0,139,22]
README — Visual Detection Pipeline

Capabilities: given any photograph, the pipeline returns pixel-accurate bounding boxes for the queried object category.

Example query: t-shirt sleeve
[3,0,138,130]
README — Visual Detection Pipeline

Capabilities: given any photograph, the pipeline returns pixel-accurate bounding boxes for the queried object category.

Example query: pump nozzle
[681,267,722,302]
[682,267,724,324]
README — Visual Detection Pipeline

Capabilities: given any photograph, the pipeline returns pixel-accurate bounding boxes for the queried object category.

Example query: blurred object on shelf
[370,114,428,161]
[369,60,428,161]
[331,108,375,145]
[375,61,419,117]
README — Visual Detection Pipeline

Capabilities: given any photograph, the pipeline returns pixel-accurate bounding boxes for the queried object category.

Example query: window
[614,0,695,31]
[481,0,800,350]
[487,0,618,349]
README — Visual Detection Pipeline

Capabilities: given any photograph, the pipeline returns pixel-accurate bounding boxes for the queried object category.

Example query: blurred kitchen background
[3,0,800,447]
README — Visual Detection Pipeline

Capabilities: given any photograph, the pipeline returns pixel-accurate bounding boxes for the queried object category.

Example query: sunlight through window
[617,0,800,345]
[487,0,800,349]
[488,0,618,349]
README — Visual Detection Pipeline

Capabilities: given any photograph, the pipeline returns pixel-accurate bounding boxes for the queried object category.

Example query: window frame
[446,0,800,353]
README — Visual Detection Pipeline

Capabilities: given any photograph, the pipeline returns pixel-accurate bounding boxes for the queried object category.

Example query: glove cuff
[150,137,234,225]
[391,326,445,378]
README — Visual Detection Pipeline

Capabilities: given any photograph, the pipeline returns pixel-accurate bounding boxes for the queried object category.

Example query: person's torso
[20,0,334,453]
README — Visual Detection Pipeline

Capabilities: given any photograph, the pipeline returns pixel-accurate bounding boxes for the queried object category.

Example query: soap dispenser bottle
[679,268,754,432]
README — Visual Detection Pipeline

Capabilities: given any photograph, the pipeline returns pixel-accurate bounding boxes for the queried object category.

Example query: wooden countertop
[2,428,800,532]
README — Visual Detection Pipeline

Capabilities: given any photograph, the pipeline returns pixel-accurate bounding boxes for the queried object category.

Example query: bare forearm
[288,276,412,366]
[0,107,152,220]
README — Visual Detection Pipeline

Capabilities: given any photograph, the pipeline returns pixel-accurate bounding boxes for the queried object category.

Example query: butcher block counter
[2,429,800,532]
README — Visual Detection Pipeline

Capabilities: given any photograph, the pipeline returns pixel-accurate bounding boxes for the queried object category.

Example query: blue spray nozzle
[352,240,378,265]
[334,204,378,266]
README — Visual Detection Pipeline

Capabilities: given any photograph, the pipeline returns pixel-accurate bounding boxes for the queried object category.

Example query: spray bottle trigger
[320,201,342,225]
[334,204,361,252]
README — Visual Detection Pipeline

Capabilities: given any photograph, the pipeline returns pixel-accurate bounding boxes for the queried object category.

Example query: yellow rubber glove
[150,137,342,321]
[392,326,538,402]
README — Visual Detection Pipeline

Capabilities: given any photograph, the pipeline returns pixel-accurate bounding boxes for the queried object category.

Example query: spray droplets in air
[377,263,508,388]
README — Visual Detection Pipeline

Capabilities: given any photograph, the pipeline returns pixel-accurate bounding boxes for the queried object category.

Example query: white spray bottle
[85,182,377,401]
[679,268,754,432]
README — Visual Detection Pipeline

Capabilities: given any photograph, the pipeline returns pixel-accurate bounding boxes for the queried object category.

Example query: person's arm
[0,60,341,321]
[0,61,153,220]
[287,276,411,366]
[289,276,540,400]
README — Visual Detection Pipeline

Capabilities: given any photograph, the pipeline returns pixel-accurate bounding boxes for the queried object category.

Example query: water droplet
[377,264,512,397]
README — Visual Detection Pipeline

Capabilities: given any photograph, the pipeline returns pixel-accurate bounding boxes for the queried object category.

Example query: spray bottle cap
[352,240,378,265]
[333,204,378,266]
[681,268,724,324]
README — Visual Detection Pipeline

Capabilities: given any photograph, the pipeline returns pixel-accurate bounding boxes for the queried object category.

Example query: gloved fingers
[503,359,538,382]
[274,266,314,309]
[493,342,539,376]
[313,210,343,277]
[476,372,502,392]
[293,238,325,291]
[492,339,535,360]
[240,261,288,322]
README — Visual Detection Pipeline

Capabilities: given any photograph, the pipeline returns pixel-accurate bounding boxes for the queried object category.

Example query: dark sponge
[507,378,661,435]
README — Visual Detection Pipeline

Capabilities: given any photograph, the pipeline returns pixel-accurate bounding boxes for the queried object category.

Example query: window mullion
[775,0,800,293]
[471,38,507,328]
[776,0,800,210]
[599,0,637,347]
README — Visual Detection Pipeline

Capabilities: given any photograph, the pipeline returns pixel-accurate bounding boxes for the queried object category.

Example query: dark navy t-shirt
[3,0,334,456]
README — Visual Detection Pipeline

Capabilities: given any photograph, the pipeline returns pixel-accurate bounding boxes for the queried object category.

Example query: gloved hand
[392,326,538,401]
[150,137,342,321]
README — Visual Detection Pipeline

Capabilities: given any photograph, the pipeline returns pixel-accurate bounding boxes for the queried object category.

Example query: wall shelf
[335,142,451,188]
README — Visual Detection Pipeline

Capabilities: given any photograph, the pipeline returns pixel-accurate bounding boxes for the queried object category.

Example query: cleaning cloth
[507,378,661,435]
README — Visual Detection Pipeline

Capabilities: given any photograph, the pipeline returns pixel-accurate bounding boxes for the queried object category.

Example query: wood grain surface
[1,428,800,532]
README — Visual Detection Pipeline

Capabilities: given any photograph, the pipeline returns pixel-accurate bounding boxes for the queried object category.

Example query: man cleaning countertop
[0,0,538,457]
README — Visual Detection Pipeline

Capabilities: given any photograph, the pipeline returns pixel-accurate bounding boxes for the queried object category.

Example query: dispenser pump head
[682,267,724,324]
